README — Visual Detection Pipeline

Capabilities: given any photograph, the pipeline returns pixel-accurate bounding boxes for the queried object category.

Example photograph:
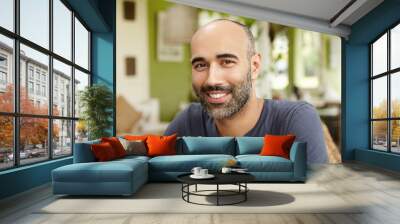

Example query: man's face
[190,21,253,119]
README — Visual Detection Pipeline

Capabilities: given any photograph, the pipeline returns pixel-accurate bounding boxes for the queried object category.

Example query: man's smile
[205,90,232,104]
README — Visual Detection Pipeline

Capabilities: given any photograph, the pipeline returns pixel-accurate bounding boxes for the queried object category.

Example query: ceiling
[168,0,384,38]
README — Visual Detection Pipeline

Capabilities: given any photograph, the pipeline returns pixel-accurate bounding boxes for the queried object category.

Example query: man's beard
[194,70,252,120]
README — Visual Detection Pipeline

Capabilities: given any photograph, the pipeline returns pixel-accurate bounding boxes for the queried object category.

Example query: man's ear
[251,53,262,80]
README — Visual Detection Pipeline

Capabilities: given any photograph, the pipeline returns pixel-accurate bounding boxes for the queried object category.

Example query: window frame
[370,20,400,154]
[0,0,92,171]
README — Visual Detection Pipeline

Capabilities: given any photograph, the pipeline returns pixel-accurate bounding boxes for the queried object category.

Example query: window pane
[20,117,49,165]
[74,18,89,70]
[20,44,49,115]
[391,24,400,70]
[75,120,88,143]
[0,34,14,112]
[372,121,388,151]
[53,59,72,117]
[391,120,400,153]
[372,33,387,76]
[20,0,49,49]
[391,72,400,118]
[53,0,72,60]
[74,69,89,118]
[0,0,14,31]
[372,76,387,119]
[0,116,13,170]
[53,119,72,158]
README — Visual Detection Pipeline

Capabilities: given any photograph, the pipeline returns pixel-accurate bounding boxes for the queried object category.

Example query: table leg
[187,184,190,202]
[245,183,247,201]
[195,184,197,192]
[217,184,219,206]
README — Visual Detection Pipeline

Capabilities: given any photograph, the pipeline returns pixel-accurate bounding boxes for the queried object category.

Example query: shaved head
[192,19,256,59]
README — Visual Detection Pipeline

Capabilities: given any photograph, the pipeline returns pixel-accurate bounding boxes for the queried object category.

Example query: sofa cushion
[52,159,147,183]
[115,155,150,163]
[180,137,235,155]
[101,137,127,158]
[119,138,148,156]
[147,134,177,157]
[148,154,235,172]
[124,135,148,142]
[91,142,118,161]
[260,134,296,159]
[236,137,264,155]
[236,155,293,172]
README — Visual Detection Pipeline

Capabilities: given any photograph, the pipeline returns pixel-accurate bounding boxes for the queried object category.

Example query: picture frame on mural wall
[157,11,184,62]
[123,1,135,21]
[125,57,136,76]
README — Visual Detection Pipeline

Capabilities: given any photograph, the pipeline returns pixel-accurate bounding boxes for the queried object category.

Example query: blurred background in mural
[115,0,342,163]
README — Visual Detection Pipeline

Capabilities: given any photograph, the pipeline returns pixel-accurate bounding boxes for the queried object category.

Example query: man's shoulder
[267,99,315,113]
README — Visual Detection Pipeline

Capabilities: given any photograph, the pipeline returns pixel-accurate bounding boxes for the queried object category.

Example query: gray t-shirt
[164,99,327,163]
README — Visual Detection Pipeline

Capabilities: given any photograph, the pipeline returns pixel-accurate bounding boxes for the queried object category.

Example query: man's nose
[205,62,224,86]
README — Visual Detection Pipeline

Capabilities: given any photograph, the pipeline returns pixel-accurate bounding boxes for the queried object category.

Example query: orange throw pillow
[260,134,296,159]
[124,135,148,141]
[91,142,117,161]
[146,134,177,157]
[101,137,127,158]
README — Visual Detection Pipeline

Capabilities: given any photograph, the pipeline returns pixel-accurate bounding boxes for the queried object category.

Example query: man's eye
[194,63,207,71]
[221,59,235,66]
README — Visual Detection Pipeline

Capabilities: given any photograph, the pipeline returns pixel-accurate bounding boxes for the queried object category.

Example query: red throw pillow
[101,137,127,158]
[259,134,296,159]
[91,142,117,161]
[146,134,177,157]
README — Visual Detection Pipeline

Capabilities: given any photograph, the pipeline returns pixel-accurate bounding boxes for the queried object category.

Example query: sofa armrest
[289,142,307,181]
[73,140,100,163]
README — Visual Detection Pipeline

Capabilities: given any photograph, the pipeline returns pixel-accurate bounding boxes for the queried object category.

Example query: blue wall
[0,0,116,200]
[343,0,400,171]
[0,158,72,199]
[91,0,116,135]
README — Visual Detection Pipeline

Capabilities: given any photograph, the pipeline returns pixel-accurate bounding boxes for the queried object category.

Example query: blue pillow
[236,137,264,155]
[181,137,235,155]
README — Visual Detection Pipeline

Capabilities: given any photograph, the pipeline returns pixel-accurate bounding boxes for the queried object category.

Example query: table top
[177,172,255,185]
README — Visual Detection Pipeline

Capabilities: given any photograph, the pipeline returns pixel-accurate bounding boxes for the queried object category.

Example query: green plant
[79,84,113,140]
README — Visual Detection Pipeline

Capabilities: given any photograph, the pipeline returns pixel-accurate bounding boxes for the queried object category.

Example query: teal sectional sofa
[52,137,307,196]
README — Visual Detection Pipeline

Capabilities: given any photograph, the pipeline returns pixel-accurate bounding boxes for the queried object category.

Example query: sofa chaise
[52,137,307,196]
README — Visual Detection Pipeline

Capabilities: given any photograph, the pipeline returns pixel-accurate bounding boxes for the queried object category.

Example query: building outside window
[28,81,34,94]
[0,54,7,90]
[41,73,46,82]
[35,70,40,81]
[0,71,6,84]
[41,85,46,97]
[28,67,34,80]
[0,54,7,67]
[0,0,91,170]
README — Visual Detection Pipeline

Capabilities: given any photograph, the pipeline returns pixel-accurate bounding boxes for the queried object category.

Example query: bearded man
[164,19,327,163]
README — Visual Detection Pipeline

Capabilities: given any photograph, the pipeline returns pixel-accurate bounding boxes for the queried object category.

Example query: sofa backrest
[235,137,264,155]
[178,137,236,155]
[73,139,100,163]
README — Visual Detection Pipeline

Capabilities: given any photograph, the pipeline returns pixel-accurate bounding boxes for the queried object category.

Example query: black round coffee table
[177,173,255,206]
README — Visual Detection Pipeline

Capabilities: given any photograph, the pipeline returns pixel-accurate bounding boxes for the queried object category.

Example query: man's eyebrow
[216,53,239,60]
[191,57,205,65]
[191,53,239,64]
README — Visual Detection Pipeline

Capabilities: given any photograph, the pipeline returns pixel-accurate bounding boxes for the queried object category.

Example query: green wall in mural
[148,0,192,122]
